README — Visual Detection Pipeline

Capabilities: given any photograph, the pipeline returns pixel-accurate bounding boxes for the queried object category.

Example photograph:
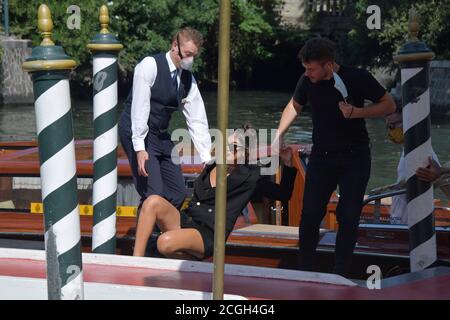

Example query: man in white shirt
[390,150,440,224]
[119,27,211,210]
[384,111,440,224]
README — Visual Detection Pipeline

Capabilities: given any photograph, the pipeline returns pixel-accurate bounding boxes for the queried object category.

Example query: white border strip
[0,275,247,300]
[0,248,357,287]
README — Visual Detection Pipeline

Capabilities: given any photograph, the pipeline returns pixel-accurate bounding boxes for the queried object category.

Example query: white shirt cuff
[132,140,146,152]
[200,152,212,163]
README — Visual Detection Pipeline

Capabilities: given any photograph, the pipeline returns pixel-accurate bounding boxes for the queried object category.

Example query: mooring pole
[87,5,123,254]
[3,0,9,36]
[393,8,437,272]
[212,0,231,300]
[22,4,84,299]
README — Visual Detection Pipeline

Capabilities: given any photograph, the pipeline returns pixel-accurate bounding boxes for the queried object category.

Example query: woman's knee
[142,194,165,214]
[157,233,176,256]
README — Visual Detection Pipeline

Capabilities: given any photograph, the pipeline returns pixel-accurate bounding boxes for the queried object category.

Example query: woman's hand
[279,146,293,167]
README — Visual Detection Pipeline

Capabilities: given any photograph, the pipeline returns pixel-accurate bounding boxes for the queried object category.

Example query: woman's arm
[257,166,297,201]
[256,147,297,201]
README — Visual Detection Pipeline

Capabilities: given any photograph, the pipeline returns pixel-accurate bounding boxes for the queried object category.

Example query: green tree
[8,0,283,92]
[111,0,281,87]
[10,1,102,79]
[343,0,450,69]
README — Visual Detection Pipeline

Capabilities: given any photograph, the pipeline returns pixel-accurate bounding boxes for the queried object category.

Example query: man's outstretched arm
[276,98,303,144]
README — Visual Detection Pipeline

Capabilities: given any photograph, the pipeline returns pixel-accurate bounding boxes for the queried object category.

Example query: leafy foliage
[343,0,450,68]
[7,0,450,92]
[8,0,282,90]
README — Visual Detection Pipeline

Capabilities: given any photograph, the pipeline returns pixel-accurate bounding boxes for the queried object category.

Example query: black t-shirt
[293,65,386,152]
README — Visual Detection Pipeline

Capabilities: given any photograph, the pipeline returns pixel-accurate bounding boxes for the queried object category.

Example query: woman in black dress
[133,125,297,259]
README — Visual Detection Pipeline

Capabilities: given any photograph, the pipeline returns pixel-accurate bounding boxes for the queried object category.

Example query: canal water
[0,90,449,201]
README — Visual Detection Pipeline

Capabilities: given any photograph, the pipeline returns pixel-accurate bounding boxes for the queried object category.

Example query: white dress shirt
[130,51,212,163]
[390,149,440,224]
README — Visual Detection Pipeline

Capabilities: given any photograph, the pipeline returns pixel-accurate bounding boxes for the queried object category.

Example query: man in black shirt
[276,37,396,276]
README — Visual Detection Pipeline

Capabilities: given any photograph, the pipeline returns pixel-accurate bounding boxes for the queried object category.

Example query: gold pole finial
[408,7,420,42]
[99,5,110,34]
[38,4,55,46]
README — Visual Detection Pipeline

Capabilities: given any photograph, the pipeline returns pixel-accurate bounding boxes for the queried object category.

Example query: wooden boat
[1,140,449,280]
[3,247,450,300]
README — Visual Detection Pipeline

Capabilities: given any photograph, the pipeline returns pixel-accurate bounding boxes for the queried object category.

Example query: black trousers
[299,148,371,277]
[118,120,186,210]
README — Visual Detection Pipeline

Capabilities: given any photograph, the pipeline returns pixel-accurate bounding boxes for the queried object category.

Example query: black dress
[180,162,297,258]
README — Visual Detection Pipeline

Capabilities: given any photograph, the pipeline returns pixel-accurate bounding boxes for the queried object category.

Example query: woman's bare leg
[133,195,181,256]
[157,228,205,260]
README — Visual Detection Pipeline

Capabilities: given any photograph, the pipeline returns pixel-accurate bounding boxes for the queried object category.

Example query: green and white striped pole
[87,5,123,254]
[22,4,83,300]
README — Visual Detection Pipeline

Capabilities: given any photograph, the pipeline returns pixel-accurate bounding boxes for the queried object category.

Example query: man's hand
[136,150,149,177]
[416,157,442,182]
[279,146,293,167]
[339,102,357,119]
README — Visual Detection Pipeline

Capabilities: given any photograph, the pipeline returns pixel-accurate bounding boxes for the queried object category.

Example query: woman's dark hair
[233,122,257,164]
[298,37,336,64]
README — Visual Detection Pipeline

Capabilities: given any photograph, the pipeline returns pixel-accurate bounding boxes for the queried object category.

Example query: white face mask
[180,56,194,71]
[333,72,348,102]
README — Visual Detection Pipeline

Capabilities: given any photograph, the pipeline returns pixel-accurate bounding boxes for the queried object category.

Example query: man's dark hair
[298,37,336,63]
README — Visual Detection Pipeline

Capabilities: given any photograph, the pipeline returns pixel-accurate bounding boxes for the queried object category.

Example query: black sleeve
[293,74,308,106]
[255,166,297,201]
[360,69,386,102]
[225,182,255,236]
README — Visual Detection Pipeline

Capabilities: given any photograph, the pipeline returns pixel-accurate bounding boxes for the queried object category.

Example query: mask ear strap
[176,34,184,60]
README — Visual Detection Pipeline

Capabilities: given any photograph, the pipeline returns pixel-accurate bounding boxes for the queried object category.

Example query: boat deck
[1,249,449,300]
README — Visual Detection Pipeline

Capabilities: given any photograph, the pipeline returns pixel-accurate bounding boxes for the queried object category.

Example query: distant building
[279,0,353,36]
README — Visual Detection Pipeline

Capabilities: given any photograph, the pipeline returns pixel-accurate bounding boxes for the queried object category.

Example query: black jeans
[299,148,371,277]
